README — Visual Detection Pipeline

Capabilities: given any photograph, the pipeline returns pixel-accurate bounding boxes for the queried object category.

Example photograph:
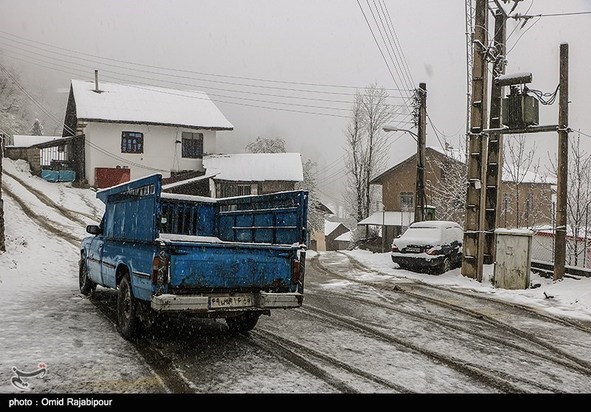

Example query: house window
[182,132,203,159]
[236,185,252,196]
[400,192,414,211]
[121,131,144,154]
[220,184,253,198]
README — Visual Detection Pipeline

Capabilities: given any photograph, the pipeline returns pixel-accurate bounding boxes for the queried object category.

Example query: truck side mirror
[86,225,102,235]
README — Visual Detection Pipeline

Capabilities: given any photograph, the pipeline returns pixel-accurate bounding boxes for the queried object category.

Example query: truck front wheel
[79,259,96,296]
[117,274,139,340]
[226,312,260,333]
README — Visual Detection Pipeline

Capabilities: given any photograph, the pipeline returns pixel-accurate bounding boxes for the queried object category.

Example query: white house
[63,78,233,187]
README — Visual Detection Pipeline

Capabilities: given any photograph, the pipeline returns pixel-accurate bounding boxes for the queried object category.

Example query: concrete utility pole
[415,82,427,222]
[462,0,488,281]
[483,9,506,264]
[554,43,569,281]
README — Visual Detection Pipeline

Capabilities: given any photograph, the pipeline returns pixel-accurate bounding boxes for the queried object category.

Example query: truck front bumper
[151,291,303,312]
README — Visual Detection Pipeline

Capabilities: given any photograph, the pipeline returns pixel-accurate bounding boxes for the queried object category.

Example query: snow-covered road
[2,158,591,394]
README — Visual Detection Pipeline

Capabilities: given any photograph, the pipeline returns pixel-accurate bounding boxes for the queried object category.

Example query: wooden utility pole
[415,82,427,222]
[554,43,569,280]
[0,130,5,252]
[462,0,488,281]
[483,9,506,264]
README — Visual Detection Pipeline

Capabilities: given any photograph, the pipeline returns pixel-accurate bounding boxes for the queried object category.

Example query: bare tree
[245,136,324,239]
[344,92,366,223]
[566,134,591,266]
[0,58,35,137]
[427,136,467,224]
[344,84,392,235]
[547,132,591,266]
[296,159,324,234]
[0,57,38,252]
[502,135,546,228]
[246,136,287,154]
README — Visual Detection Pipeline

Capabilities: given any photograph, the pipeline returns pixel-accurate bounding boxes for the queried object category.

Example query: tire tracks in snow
[248,329,412,393]
[2,185,81,247]
[3,170,91,226]
[3,175,192,393]
[310,253,591,390]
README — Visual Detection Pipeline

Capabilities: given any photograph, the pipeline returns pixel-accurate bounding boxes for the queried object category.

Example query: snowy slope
[0,159,163,393]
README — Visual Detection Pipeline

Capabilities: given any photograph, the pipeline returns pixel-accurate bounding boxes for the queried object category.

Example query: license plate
[209,295,254,309]
[405,247,422,253]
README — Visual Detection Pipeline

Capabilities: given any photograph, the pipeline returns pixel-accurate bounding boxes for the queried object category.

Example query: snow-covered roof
[9,135,62,148]
[70,79,234,130]
[358,211,415,226]
[334,231,352,242]
[203,153,304,182]
[324,220,343,236]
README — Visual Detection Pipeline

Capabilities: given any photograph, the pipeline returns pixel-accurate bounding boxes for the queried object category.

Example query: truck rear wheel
[117,274,139,340]
[79,260,96,296]
[226,312,260,333]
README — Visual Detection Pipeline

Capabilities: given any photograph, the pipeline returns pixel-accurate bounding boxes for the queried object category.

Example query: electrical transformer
[502,93,539,128]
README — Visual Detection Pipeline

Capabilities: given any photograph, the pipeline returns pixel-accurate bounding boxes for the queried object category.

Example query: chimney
[94,69,100,92]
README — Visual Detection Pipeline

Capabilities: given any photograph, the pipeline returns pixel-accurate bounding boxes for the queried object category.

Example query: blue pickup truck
[79,174,308,339]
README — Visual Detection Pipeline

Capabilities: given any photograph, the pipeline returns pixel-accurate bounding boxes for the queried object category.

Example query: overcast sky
[1,0,590,207]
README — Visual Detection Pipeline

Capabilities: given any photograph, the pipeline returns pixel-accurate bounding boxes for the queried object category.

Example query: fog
[1,0,590,209]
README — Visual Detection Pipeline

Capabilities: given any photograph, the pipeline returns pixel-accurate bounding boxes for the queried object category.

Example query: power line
[0,45,367,113]
[316,187,345,206]
[513,11,591,19]
[378,0,416,90]
[575,130,591,139]
[0,51,357,120]
[366,0,414,98]
[0,44,413,122]
[0,29,411,93]
[1,39,388,105]
[356,0,408,99]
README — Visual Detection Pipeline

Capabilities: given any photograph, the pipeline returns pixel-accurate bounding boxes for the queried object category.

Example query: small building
[5,135,68,176]
[62,78,233,188]
[371,146,553,230]
[203,153,303,197]
[324,220,350,251]
[357,211,415,251]
[162,152,304,199]
[333,230,353,251]
[308,202,335,251]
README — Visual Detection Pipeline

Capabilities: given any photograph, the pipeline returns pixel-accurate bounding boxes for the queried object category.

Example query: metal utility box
[494,229,533,289]
[502,94,539,128]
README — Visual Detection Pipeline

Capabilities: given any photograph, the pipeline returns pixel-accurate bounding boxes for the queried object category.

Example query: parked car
[391,220,464,274]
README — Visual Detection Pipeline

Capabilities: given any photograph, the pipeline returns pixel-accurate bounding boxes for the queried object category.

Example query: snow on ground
[0,159,163,393]
[1,157,591,394]
[344,249,591,323]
